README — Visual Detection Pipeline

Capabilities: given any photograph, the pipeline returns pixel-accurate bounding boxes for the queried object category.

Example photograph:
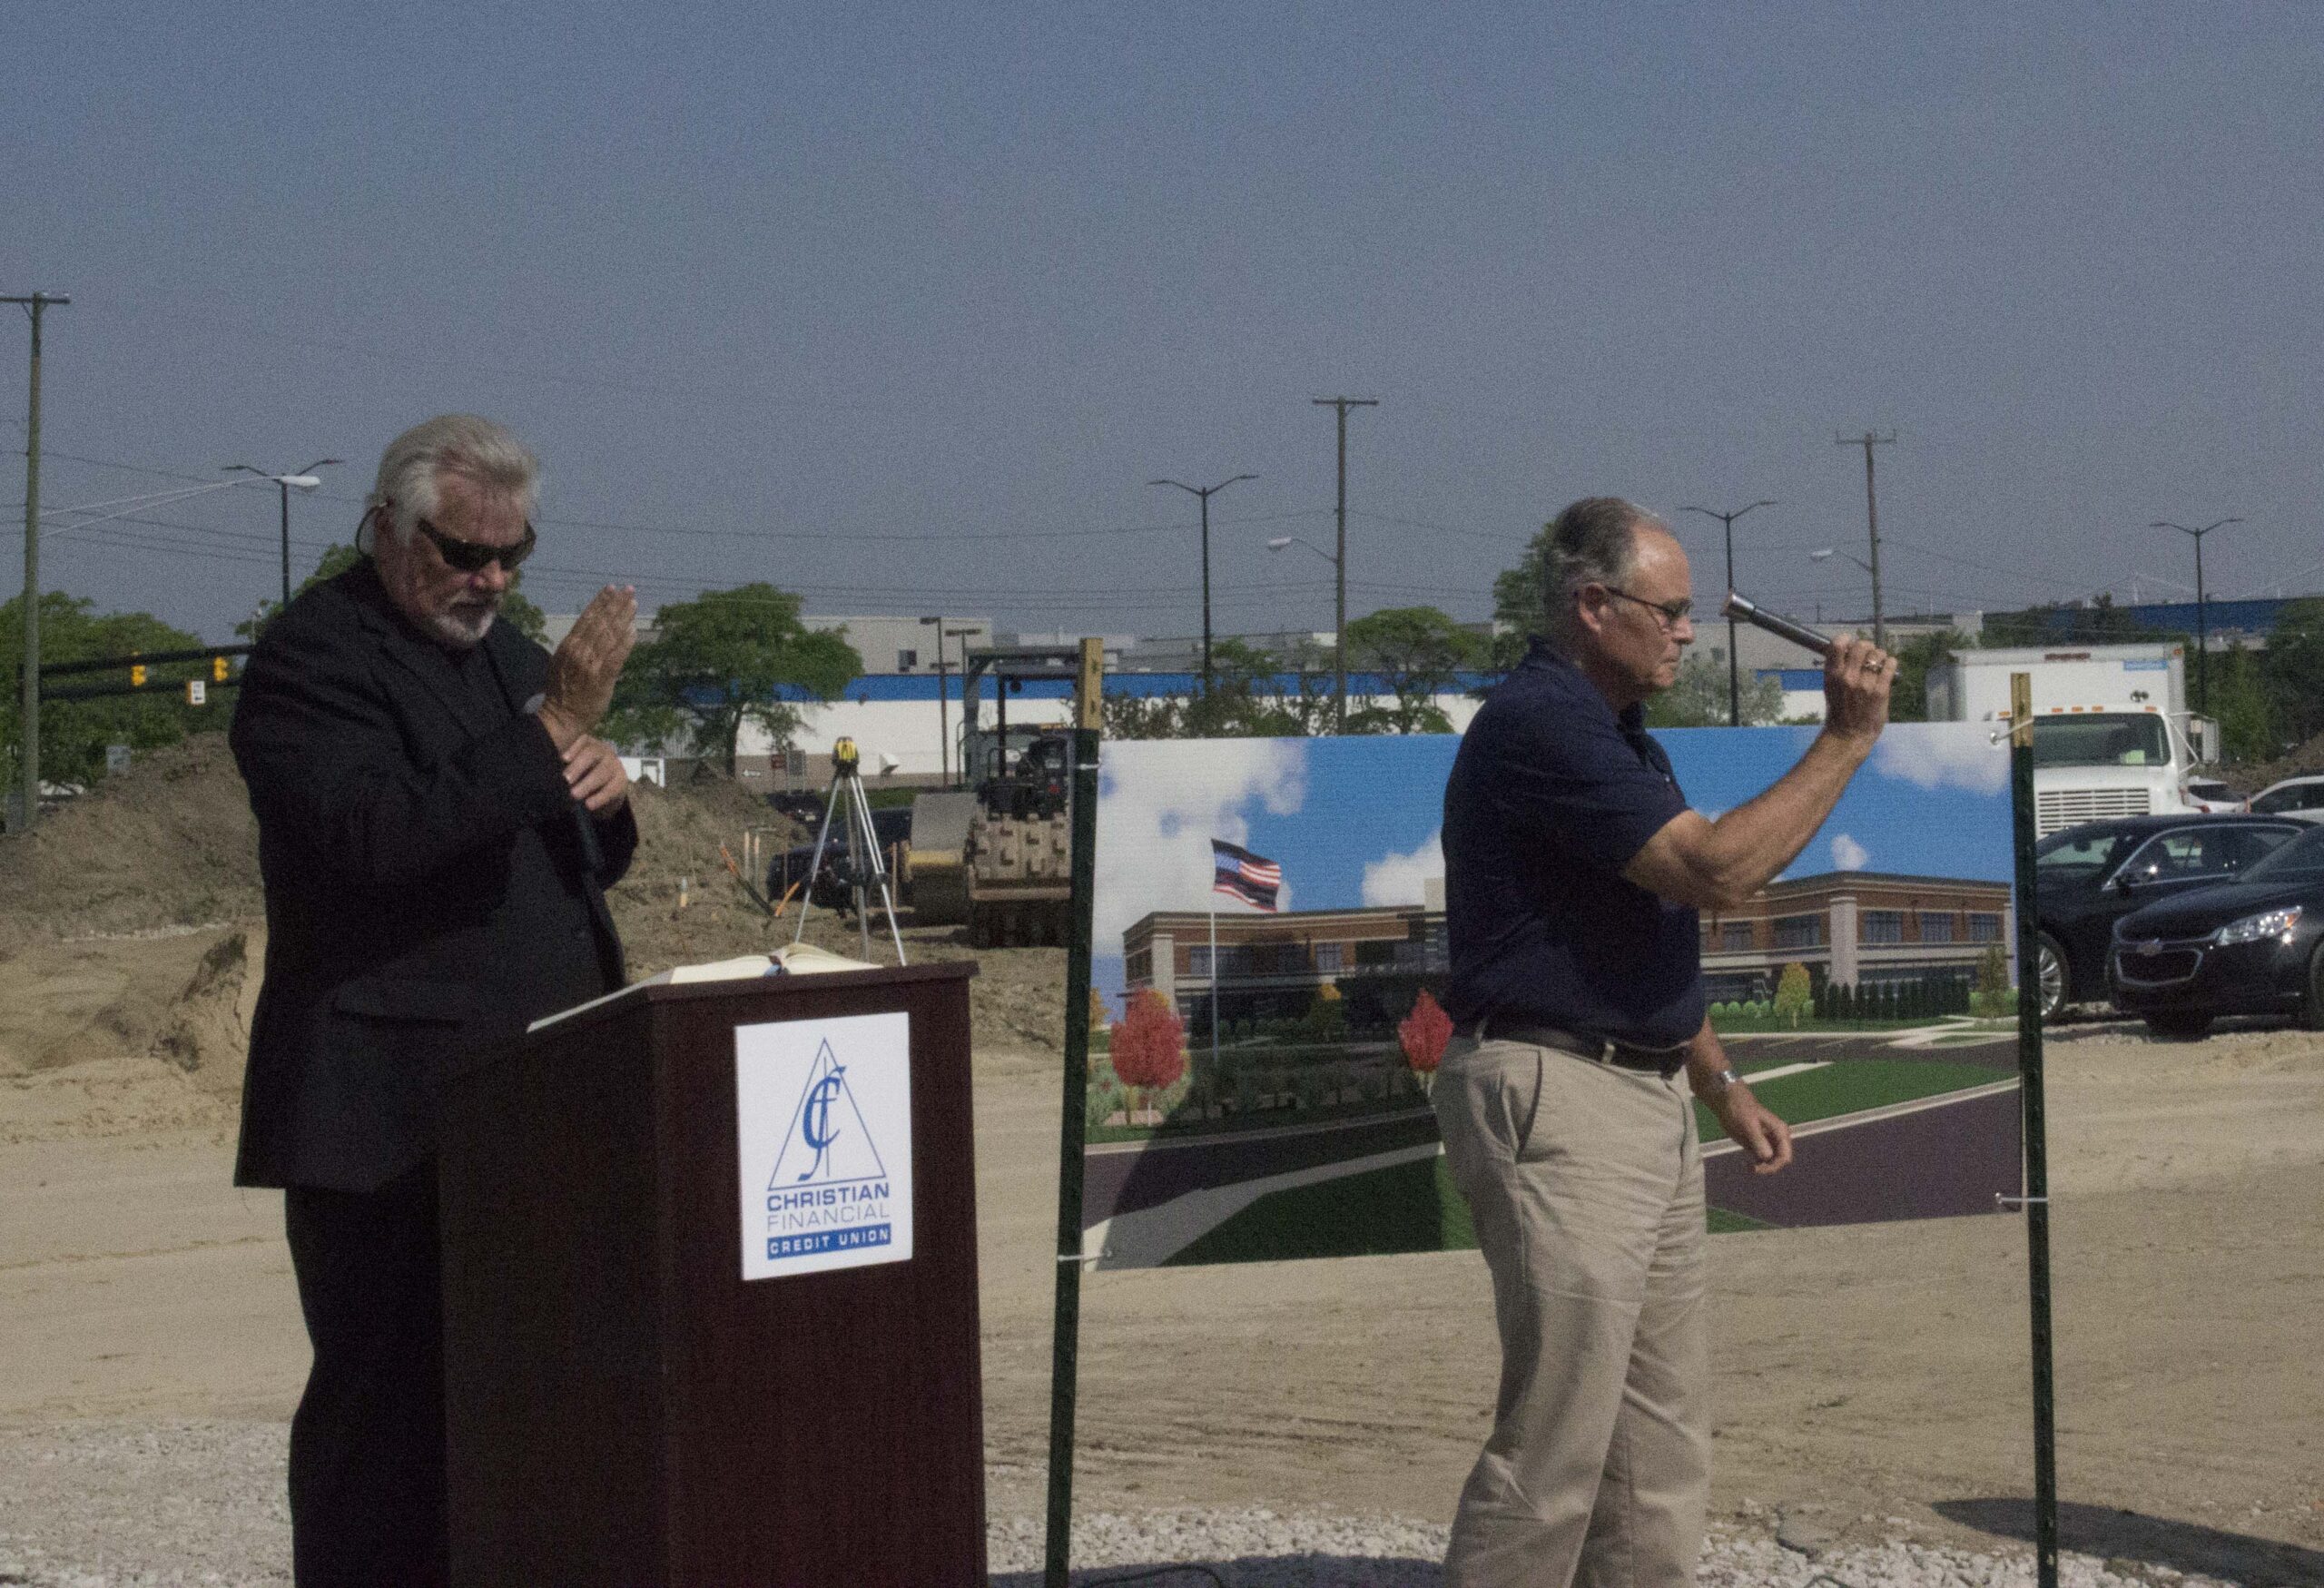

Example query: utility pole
[6,291,68,835]
[1836,430,1896,650]
[2152,518,2242,717]
[1679,499,1776,725]
[918,616,950,786]
[1312,397,1377,732]
[1147,473,1257,695]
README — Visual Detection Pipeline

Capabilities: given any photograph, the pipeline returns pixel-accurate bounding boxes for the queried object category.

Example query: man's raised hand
[539,585,637,751]
[1822,634,1895,749]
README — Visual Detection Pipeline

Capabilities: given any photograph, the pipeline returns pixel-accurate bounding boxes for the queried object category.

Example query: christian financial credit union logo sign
[735,1011,914,1282]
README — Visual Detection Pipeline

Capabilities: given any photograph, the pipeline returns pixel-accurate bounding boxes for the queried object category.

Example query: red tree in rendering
[1398,989,1452,1080]
[1108,990,1187,1109]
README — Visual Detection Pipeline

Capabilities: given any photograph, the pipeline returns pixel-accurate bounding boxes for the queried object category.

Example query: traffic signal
[212,655,231,682]
[130,662,147,687]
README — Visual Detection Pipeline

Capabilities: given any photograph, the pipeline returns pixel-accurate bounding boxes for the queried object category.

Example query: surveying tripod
[792,737,908,965]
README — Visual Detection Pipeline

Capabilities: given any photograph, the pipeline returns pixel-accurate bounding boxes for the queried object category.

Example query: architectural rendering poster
[1085,725,2023,1270]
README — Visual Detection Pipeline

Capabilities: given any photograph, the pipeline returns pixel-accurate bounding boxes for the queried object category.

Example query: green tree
[2207,641,2279,764]
[602,583,861,771]
[1102,637,1342,741]
[1644,653,1786,728]
[1773,962,1813,1029]
[1344,606,1487,734]
[1,591,212,789]
[1974,942,2011,1012]
[1885,628,1967,724]
[234,543,546,644]
[1486,524,1557,674]
[2261,598,2324,752]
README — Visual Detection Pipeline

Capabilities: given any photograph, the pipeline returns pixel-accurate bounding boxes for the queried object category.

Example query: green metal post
[1042,638,1105,1588]
[2010,673,2060,1588]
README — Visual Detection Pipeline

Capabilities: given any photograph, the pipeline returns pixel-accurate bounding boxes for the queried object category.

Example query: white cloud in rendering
[1362,829,1443,906]
[1830,833,1870,871]
[1094,739,1309,952]
[1873,722,2008,794]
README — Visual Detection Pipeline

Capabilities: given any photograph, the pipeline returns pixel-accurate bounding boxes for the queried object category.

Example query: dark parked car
[2109,822,2324,1037]
[2033,814,2307,1021]
[767,804,912,910]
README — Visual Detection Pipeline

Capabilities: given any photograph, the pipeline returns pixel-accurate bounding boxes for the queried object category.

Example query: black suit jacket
[230,562,635,1191]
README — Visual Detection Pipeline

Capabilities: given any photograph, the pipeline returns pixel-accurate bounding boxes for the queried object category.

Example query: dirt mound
[0,927,248,1077]
[2,745,1063,1069]
[607,765,803,980]
[0,735,263,949]
[150,927,262,1098]
[0,734,804,959]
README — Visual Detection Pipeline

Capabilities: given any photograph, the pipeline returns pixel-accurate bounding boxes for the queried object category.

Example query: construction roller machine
[908,646,1090,946]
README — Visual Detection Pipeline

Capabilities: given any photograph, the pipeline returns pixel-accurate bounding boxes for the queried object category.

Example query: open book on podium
[525,942,877,1033]
[444,943,988,1586]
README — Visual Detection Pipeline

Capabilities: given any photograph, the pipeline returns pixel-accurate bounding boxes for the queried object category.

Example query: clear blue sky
[7,4,2321,645]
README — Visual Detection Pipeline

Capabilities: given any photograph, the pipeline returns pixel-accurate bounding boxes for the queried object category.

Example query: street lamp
[917,616,950,787]
[1680,499,1776,725]
[1808,547,1881,655]
[917,617,984,788]
[1148,473,1258,695]
[225,459,341,607]
[2152,518,2243,716]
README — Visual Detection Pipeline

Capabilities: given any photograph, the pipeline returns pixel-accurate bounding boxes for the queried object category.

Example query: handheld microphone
[1722,592,1835,658]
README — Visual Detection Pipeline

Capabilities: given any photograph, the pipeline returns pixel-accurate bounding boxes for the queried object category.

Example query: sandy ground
[3,928,2321,1583]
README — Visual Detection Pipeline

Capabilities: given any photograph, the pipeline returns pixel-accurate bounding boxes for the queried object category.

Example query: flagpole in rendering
[1209,901,1220,1097]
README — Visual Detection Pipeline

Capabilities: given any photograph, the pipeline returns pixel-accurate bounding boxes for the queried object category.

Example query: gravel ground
[0,1421,2246,1588]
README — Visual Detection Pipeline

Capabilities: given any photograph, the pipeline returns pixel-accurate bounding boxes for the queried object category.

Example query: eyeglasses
[414,516,537,574]
[1595,585,1693,630]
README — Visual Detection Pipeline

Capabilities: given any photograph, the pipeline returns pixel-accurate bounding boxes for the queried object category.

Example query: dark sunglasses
[413,515,537,573]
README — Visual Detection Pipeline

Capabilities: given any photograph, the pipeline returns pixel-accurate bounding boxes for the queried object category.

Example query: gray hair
[1540,497,1659,640]
[357,414,542,552]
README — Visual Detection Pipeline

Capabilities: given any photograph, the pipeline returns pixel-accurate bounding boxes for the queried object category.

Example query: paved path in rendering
[1703,1079,2024,1227]
[1083,1106,1440,1226]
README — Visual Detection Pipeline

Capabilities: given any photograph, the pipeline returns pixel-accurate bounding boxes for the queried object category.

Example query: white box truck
[1926,644,2211,836]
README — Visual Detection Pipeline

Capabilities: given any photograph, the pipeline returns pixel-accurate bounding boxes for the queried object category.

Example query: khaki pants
[1433,1037,1709,1588]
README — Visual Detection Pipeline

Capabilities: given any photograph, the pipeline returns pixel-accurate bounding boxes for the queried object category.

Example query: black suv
[767,804,913,910]
[2034,814,2307,1021]
[2110,823,2324,1037]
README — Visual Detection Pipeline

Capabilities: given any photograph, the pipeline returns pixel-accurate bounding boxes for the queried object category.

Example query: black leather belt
[1454,1016,1689,1077]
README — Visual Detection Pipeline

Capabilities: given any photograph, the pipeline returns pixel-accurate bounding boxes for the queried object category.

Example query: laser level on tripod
[792,737,908,965]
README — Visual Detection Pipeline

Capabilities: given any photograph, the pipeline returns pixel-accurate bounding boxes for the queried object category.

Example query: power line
[1346,508,1533,544]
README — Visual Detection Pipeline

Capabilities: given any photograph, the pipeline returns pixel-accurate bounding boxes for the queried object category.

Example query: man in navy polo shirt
[1434,497,1894,1588]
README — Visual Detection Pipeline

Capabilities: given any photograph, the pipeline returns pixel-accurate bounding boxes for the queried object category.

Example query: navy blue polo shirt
[1441,638,1705,1049]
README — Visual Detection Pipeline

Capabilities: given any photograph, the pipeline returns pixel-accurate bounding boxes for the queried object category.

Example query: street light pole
[945,626,978,785]
[225,459,341,607]
[1147,473,1257,695]
[1680,499,1777,725]
[1312,398,1378,732]
[918,616,950,786]
[2152,518,2243,716]
[5,290,68,834]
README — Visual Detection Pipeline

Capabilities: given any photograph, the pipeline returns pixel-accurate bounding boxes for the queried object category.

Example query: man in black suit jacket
[231,414,640,1586]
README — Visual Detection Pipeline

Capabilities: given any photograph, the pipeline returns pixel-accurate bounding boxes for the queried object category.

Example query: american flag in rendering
[1211,838,1283,912]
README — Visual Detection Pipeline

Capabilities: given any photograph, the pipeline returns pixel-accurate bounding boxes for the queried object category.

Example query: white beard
[428,602,498,648]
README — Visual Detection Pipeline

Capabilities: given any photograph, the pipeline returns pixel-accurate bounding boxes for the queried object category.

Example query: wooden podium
[437,962,987,1587]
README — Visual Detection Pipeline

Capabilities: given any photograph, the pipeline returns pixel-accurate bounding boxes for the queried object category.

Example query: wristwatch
[1703,1066,1742,1096]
